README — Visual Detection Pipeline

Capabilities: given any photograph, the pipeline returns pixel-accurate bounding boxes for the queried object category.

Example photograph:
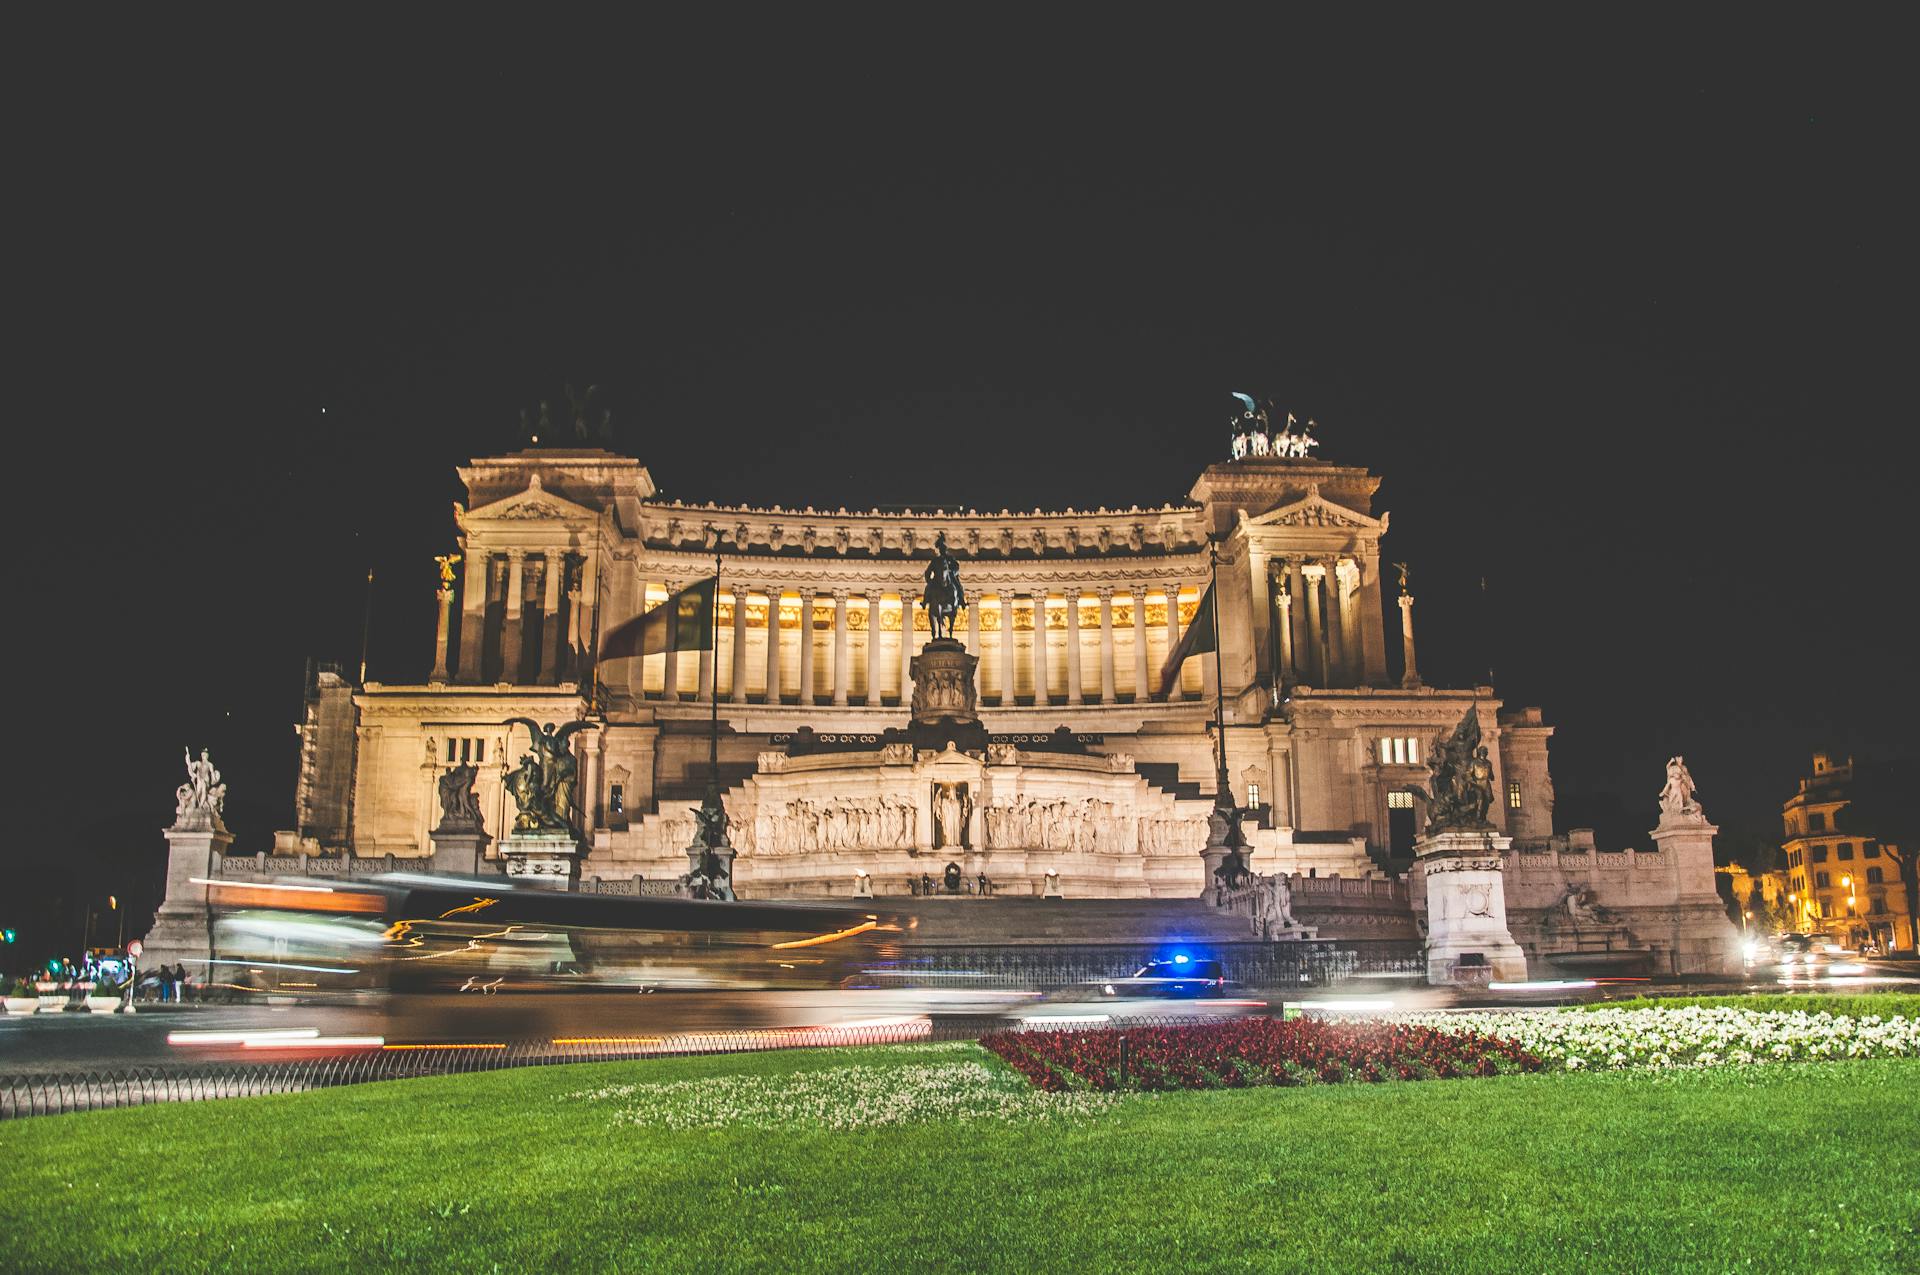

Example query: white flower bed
[562,1057,1121,1130]
[1374,1006,1920,1072]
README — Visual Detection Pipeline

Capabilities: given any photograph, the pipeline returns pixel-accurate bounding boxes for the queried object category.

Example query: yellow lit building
[1780,753,1911,952]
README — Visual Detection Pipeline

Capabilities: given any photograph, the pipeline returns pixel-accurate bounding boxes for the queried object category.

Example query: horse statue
[922,530,965,641]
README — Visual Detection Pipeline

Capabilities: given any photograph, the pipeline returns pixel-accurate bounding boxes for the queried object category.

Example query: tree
[1833,759,1919,951]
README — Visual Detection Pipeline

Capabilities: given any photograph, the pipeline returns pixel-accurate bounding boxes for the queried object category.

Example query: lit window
[1507,781,1523,810]
[609,783,625,817]
[1246,782,1261,808]
[1387,790,1414,809]
[1379,737,1422,766]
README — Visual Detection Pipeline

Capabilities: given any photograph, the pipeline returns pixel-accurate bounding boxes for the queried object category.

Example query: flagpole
[1208,537,1228,802]
[709,549,722,785]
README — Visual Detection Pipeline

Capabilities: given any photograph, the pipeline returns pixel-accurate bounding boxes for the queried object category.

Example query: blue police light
[1172,953,1190,965]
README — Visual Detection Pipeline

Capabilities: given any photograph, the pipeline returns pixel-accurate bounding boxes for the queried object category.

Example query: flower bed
[981,1018,1545,1092]
[1379,1006,1920,1071]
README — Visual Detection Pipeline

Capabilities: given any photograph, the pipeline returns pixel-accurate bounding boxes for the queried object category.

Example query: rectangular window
[1870,896,1889,915]
[1864,842,1880,859]
[1837,843,1854,860]
[460,738,471,763]
[1507,781,1523,810]
[1387,790,1414,809]
[446,738,457,762]
[1246,782,1261,809]
[1815,871,1831,889]
[1812,846,1828,863]
[1379,739,1392,765]
[1866,867,1883,884]
[609,783,625,816]
[1810,812,1827,831]
[476,739,485,764]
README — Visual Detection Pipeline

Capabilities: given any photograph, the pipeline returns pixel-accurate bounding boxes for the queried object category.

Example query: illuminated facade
[1781,753,1911,951]
[268,425,1734,973]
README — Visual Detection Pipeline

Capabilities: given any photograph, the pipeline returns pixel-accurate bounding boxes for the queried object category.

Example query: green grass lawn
[2,1044,1916,1273]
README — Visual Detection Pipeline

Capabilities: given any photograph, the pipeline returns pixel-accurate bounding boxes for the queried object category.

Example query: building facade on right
[1781,753,1912,952]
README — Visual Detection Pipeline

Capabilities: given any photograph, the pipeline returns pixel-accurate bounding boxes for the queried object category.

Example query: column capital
[1095,586,1115,602]
[1300,561,1328,580]
[831,587,850,604]
[1399,592,1416,609]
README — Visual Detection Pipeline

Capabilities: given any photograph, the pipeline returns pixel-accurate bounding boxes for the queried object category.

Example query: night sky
[10,20,1908,954]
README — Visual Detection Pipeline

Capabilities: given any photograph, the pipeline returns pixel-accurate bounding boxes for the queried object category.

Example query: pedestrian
[174,964,190,1003]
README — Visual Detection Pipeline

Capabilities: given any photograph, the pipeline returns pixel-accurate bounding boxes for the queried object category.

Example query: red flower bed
[980,1017,1543,1092]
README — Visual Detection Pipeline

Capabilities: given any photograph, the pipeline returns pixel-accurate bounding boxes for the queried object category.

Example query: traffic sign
[127,939,143,957]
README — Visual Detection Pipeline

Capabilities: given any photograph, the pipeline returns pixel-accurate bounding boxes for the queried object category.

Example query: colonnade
[632,581,1204,707]
[1265,555,1367,688]
[444,548,596,686]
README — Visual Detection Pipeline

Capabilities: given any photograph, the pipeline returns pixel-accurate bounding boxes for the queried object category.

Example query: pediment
[1244,483,1383,531]
[462,474,603,526]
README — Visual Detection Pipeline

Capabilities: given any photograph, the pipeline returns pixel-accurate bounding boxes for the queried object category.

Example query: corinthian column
[1273,565,1295,688]
[537,555,563,683]
[502,551,526,684]
[1400,592,1422,688]
[764,588,783,703]
[999,593,1015,706]
[1097,587,1116,704]
[730,585,750,703]
[1301,562,1328,687]
[865,590,884,705]
[1131,589,1149,701]
[1064,588,1084,705]
[899,592,915,703]
[1032,593,1051,707]
[431,585,454,683]
[1162,583,1182,700]
[456,549,488,683]
[797,589,817,705]
[1323,559,1348,688]
[661,580,680,699]
[831,589,850,706]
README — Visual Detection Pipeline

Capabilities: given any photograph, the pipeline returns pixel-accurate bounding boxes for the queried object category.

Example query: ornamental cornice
[626,501,1210,559]
[613,552,1212,592]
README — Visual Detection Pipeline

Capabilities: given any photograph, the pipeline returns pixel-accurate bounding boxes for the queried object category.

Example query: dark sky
[10,18,1910,950]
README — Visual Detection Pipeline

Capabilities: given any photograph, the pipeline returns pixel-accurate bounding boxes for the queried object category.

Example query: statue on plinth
[681,780,736,901]
[1408,709,1497,833]
[502,718,591,833]
[434,763,484,834]
[174,747,228,833]
[1659,756,1704,821]
[922,531,965,642]
[434,553,462,589]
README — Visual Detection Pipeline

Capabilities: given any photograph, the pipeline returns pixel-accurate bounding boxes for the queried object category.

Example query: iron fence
[863,940,1424,990]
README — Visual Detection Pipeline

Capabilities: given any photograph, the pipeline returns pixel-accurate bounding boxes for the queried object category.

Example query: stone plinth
[142,824,234,971]
[1649,813,1742,974]
[498,832,581,889]
[1413,828,1527,985]
[428,829,494,877]
[909,638,987,753]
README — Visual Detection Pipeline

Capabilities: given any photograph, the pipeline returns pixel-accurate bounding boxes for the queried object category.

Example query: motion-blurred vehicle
[1002,955,1267,1029]
[1775,933,1816,966]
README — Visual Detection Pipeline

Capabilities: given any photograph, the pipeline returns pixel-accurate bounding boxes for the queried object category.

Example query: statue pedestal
[498,833,581,889]
[1412,829,1527,985]
[429,826,493,877]
[1650,813,1742,975]
[142,823,233,972]
[909,639,987,753]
